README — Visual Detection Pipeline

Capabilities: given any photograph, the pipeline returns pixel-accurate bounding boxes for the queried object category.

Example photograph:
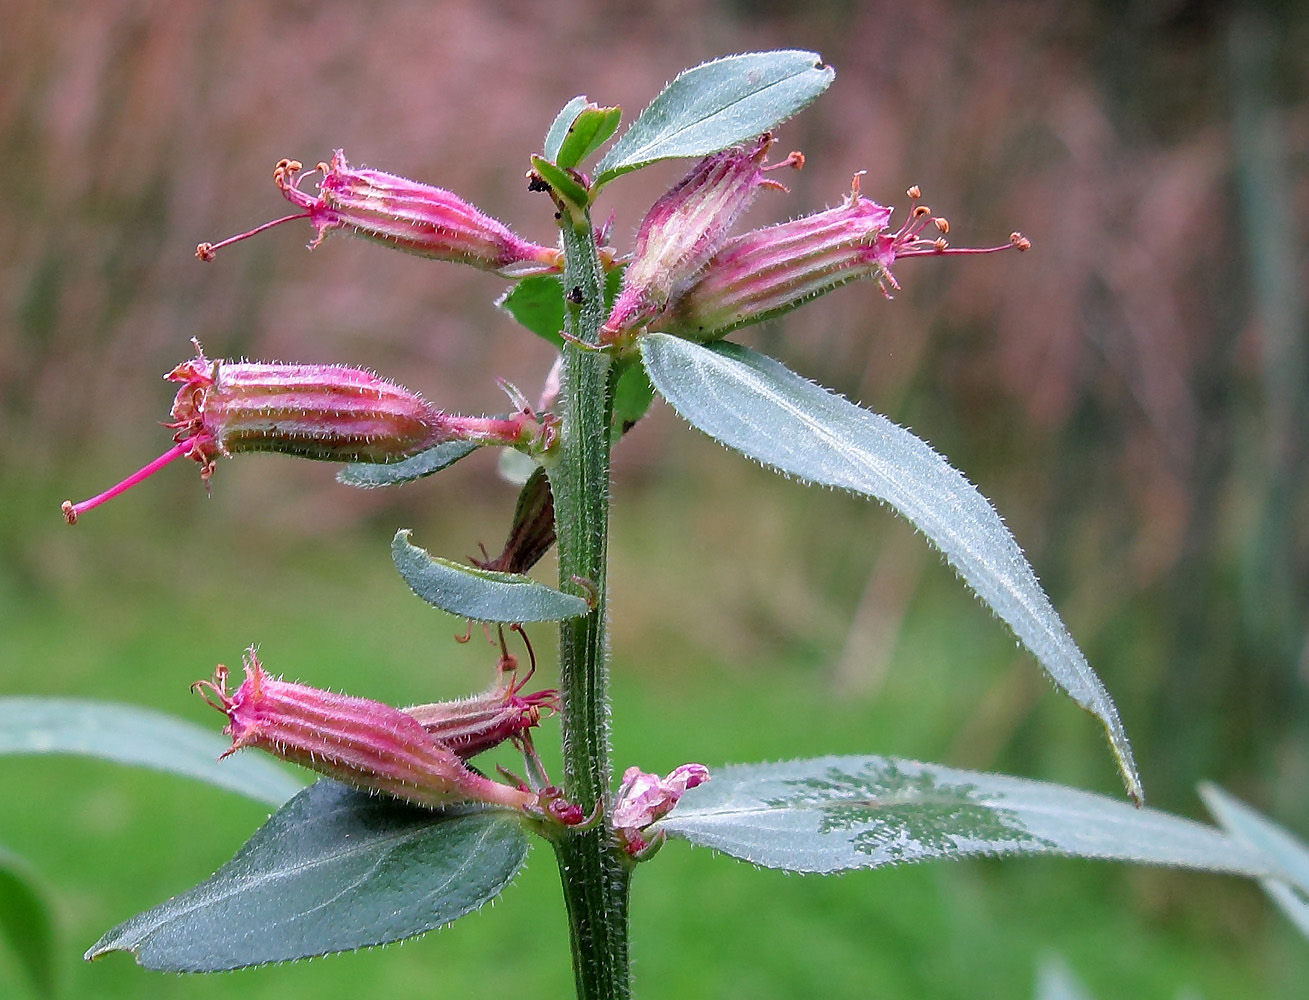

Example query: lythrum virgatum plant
[4,51,1308,1000]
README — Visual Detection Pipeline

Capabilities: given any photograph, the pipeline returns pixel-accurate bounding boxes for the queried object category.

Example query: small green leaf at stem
[611,359,655,442]
[0,698,304,806]
[554,104,622,171]
[392,529,589,623]
[529,156,591,226]
[594,50,834,187]
[661,756,1275,878]
[544,96,592,162]
[497,275,567,347]
[86,780,529,971]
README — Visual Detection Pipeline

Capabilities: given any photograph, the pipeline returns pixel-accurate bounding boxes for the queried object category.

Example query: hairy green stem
[548,217,631,999]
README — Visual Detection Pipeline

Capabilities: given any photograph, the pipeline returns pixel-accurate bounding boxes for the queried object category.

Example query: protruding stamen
[61,437,208,525]
[195,212,315,261]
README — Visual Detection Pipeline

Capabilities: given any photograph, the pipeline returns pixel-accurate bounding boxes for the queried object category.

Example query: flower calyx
[193,649,536,811]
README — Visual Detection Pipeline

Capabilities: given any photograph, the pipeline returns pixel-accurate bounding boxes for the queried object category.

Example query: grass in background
[2,445,1306,999]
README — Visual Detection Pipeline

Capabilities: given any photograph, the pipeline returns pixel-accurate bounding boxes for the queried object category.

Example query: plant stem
[549,217,630,999]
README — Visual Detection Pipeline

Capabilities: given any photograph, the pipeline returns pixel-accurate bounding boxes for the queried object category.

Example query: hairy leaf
[392,529,589,622]
[642,334,1143,804]
[86,780,529,971]
[337,440,481,488]
[1201,783,1309,937]
[0,846,57,998]
[612,358,655,441]
[550,102,622,171]
[496,275,567,347]
[661,756,1270,876]
[594,50,834,186]
[543,95,591,162]
[0,698,303,807]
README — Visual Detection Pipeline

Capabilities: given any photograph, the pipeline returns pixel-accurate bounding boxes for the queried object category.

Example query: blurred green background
[2,1,1307,997]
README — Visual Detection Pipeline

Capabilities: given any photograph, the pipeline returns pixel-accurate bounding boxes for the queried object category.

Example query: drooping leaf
[549,102,622,171]
[660,756,1271,877]
[641,333,1143,804]
[0,698,303,807]
[594,50,834,187]
[496,275,566,347]
[0,846,57,998]
[337,439,481,488]
[392,529,589,623]
[86,780,529,971]
[1200,783,1309,937]
[543,95,591,162]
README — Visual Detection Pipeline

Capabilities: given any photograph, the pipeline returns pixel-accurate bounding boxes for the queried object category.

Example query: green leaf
[612,358,655,441]
[544,95,591,162]
[392,529,589,623]
[86,779,529,971]
[0,698,304,807]
[551,103,622,171]
[593,50,834,187]
[1200,783,1309,937]
[660,756,1273,877]
[529,155,590,219]
[641,334,1144,804]
[497,275,566,347]
[0,846,57,998]
[337,439,481,488]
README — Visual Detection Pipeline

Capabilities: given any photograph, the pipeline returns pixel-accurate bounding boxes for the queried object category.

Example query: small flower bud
[612,763,710,856]
[197,151,562,277]
[658,178,1030,341]
[62,342,552,524]
[194,649,536,811]
[600,134,799,345]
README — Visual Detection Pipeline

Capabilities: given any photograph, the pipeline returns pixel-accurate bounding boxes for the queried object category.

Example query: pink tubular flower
[61,342,553,524]
[599,134,802,345]
[196,151,562,277]
[194,649,536,811]
[404,661,558,760]
[612,763,710,856]
[659,177,1031,342]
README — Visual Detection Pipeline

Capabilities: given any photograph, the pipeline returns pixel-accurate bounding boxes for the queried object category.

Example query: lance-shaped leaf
[641,333,1143,804]
[393,529,589,623]
[0,846,57,999]
[594,50,834,187]
[1200,783,1309,937]
[660,756,1272,877]
[86,779,529,971]
[337,439,481,488]
[0,698,303,807]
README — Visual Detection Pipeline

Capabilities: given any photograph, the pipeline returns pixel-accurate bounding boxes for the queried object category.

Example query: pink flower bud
[196,151,562,277]
[193,649,536,811]
[600,135,801,345]
[62,342,552,524]
[403,666,558,761]
[612,763,710,856]
[659,177,1030,342]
